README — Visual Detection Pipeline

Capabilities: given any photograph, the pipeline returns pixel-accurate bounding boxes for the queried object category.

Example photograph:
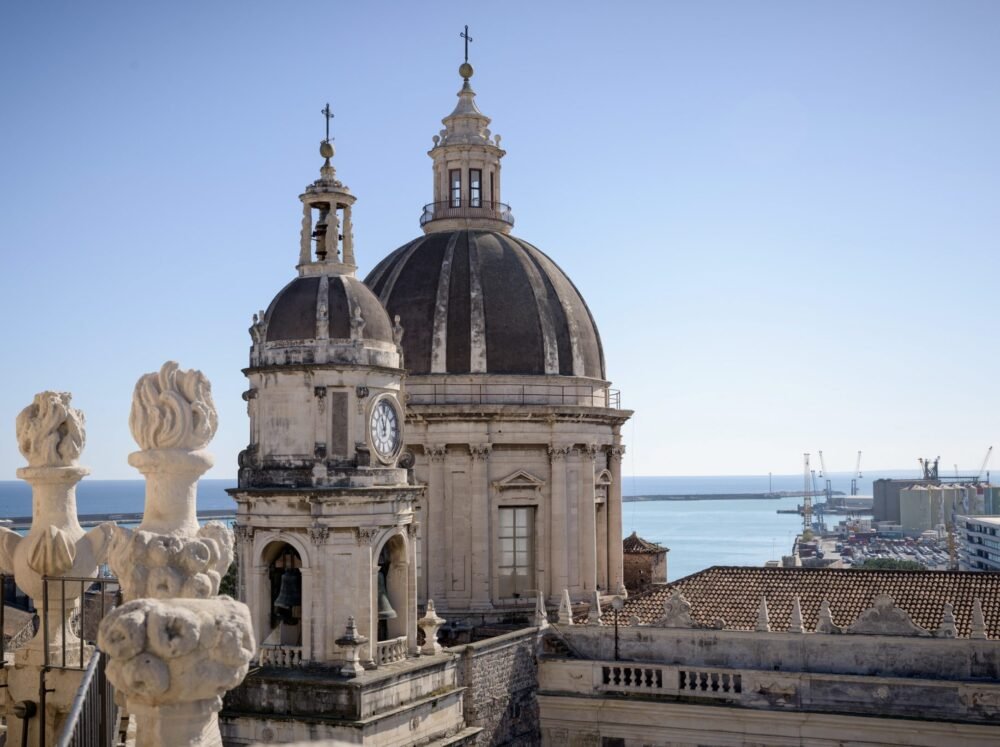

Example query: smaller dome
[264,274,394,344]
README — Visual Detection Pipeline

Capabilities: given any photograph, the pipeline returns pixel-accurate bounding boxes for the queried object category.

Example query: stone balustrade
[598,663,740,699]
[259,644,303,668]
[376,636,407,666]
[543,657,1000,724]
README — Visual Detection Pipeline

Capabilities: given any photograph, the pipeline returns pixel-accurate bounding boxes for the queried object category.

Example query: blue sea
[0,471,894,581]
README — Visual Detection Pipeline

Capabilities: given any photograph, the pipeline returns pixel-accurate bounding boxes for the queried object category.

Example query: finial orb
[319,140,335,159]
[459,62,474,80]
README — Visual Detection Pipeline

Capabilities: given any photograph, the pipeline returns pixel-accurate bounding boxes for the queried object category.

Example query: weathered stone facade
[453,628,542,746]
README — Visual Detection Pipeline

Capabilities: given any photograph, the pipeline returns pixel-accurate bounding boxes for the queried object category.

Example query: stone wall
[452,626,541,746]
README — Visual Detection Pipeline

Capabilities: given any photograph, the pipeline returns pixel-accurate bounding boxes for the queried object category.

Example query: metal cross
[321,103,334,142]
[460,25,473,63]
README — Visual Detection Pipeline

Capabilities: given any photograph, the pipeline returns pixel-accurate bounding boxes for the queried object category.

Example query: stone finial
[335,616,369,677]
[558,589,574,625]
[534,590,549,629]
[392,314,404,346]
[417,600,446,655]
[16,391,85,468]
[654,589,693,628]
[816,599,842,634]
[936,602,958,638]
[99,597,255,745]
[587,590,603,626]
[847,594,931,637]
[755,596,771,632]
[971,598,988,640]
[789,596,804,634]
[129,362,218,451]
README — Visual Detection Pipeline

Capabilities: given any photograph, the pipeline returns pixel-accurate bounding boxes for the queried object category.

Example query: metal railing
[55,651,116,747]
[41,575,122,747]
[419,200,514,227]
[407,382,621,409]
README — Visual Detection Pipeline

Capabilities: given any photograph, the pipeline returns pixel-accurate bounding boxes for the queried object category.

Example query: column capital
[355,526,380,546]
[469,443,492,461]
[548,444,573,461]
[426,444,448,462]
[309,523,330,546]
[607,445,626,462]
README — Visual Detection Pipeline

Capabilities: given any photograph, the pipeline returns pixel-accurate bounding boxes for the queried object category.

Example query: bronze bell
[274,569,302,623]
[377,572,397,621]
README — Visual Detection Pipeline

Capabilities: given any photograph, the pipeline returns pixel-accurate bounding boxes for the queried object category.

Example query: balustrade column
[607,441,626,596]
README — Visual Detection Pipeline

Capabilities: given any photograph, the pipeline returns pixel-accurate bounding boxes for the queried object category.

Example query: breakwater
[3,509,235,531]
[624,490,845,502]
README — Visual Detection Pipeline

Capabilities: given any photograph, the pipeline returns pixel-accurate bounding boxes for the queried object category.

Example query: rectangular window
[450,169,462,208]
[498,507,534,599]
[469,169,482,207]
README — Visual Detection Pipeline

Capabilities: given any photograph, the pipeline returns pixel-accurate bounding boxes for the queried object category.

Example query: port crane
[802,453,813,532]
[975,446,993,483]
[817,451,833,508]
[851,450,863,496]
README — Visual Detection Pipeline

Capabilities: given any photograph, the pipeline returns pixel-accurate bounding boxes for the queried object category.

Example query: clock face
[370,398,401,459]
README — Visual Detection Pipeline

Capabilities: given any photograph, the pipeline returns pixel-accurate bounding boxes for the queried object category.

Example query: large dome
[364,230,605,378]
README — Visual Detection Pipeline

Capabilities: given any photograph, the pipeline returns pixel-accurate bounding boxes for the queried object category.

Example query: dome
[364,230,605,378]
[264,274,394,344]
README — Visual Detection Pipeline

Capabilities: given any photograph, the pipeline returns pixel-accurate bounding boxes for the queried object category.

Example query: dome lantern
[298,104,358,276]
[421,30,513,235]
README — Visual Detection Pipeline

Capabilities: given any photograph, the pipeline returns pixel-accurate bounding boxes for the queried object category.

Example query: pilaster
[469,443,492,609]
[548,445,572,603]
[580,444,599,593]
[607,442,626,596]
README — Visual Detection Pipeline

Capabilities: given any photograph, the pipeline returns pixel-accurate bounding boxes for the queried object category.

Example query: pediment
[596,469,612,486]
[493,469,546,492]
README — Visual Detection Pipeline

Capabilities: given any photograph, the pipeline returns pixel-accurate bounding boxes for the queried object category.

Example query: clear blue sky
[1,2,998,480]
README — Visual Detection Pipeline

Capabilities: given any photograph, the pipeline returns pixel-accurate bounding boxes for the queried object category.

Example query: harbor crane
[975,446,993,483]
[851,450,863,496]
[817,451,833,507]
[802,453,813,532]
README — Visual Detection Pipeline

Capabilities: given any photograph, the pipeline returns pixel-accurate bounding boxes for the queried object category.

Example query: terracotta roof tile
[604,566,1000,638]
[622,531,668,554]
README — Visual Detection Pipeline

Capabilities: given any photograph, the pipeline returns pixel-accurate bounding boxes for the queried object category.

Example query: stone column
[99,597,255,747]
[548,445,571,604]
[579,445,598,593]
[342,205,355,267]
[469,443,492,610]
[0,392,115,746]
[426,446,448,606]
[299,203,312,265]
[607,443,626,596]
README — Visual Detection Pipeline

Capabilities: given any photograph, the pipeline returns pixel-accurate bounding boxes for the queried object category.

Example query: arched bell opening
[262,541,303,647]
[376,534,407,642]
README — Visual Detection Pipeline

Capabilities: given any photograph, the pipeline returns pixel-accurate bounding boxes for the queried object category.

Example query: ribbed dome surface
[264,274,393,343]
[364,230,605,378]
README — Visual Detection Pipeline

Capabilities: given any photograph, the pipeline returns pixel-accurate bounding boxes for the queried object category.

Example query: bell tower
[230,111,422,671]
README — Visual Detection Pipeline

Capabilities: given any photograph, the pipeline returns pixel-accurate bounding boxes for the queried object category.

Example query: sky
[1,1,998,480]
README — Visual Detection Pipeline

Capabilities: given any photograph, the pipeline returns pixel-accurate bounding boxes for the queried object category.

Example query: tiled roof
[607,566,1000,638]
[622,531,668,554]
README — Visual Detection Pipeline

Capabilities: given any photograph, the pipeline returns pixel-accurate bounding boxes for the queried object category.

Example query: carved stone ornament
[417,600,446,655]
[607,445,626,463]
[788,595,804,634]
[655,589,694,628]
[233,525,254,544]
[587,590,602,625]
[961,687,1000,715]
[470,443,492,461]
[816,599,842,634]
[558,589,574,625]
[99,597,255,745]
[426,444,448,462]
[548,445,573,461]
[752,675,798,703]
[534,590,549,629]
[309,523,330,546]
[406,522,419,538]
[846,594,931,637]
[936,601,958,638]
[971,597,988,640]
[755,596,770,632]
[130,361,218,451]
[16,391,86,467]
[355,526,380,546]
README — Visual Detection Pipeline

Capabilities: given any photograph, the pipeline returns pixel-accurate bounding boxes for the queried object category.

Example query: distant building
[958,515,1000,572]
[622,531,668,593]
[540,567,1000,747]
[873,477,938,523]
[900,483,996,536]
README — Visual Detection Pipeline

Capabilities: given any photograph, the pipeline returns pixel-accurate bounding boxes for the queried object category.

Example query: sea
[0,471,895,582]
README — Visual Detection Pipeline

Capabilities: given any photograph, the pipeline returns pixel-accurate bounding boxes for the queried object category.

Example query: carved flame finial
[16,391,86,468]
[129,362,218,451]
